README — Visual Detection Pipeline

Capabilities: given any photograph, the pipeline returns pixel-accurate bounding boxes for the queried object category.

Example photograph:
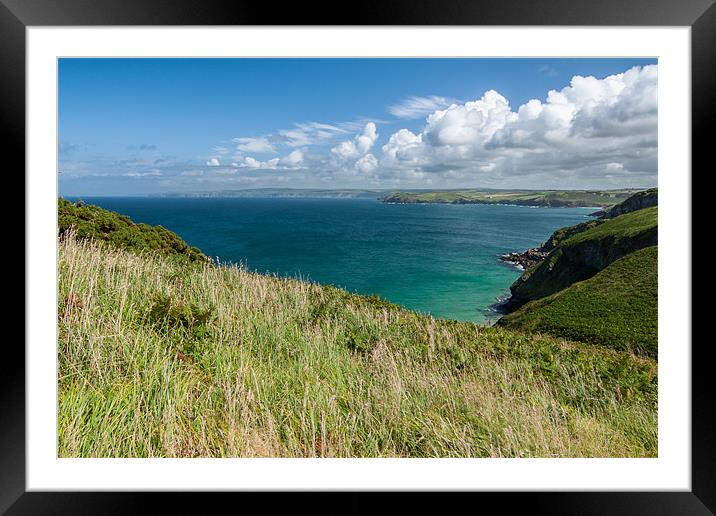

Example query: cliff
[499,246,658,358]
[501,206,657,312]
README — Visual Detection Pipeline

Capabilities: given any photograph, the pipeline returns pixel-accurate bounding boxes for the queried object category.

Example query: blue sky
[59,58,658,196]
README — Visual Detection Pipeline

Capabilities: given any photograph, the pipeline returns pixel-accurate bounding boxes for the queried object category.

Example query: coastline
[382,199,611,209]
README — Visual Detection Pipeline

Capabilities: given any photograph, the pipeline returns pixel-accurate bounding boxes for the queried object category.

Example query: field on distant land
[382,189,641,207]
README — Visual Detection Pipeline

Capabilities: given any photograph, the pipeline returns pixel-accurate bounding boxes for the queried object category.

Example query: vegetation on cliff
[591,188,658,219]
[499,246,657,358]
[505,206,657,309]
[58,198,208,263]
[497,187,658,357]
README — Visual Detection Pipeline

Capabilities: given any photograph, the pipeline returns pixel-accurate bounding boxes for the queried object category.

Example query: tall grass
[58,233,657,457]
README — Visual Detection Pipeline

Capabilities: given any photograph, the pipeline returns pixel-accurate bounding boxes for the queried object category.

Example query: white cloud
[279,149,304,167]
[382,129,427,167]
[183,64,656,190]
[491,65,657,147]
[387,95,454,119]
[236,154,298,170]
[233,137,276,154]
[124,170,163,177]
[247,157,279,169]
[379,65,658,188]
[331,122,378,160]
[424,90,516,146]
[280,122,349,147]
[355,153,378,175]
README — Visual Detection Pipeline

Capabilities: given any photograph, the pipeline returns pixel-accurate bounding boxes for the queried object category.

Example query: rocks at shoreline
[499,248,548,270]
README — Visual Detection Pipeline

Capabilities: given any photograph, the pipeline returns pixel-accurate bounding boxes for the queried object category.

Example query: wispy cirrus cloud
[278,122,351,147]
[241,119,383,150]
[123,170,163,177]
[387,95,456,119]
[233,137,277,154]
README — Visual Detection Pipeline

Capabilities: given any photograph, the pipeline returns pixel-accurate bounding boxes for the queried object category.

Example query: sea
[69,196,595,324]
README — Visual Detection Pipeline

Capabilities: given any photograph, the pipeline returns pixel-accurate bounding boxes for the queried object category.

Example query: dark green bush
[58,198,208,263]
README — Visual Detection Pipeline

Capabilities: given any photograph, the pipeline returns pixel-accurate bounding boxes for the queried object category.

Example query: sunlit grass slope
[58,234,657,458]
[509,206,658,304]
[499,246,658,358]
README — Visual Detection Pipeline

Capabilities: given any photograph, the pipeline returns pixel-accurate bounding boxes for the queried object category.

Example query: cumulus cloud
[240,156,279,169]
[388,95,454,119]
[331,122,378,161]
[425,90,516,146]
[106,64,655,192]
[379,65,658,188]
[490,65,657,147]
[355,153,378,175]
[382,129,427,167]
[280,149,304,167]
[234,149,304,171]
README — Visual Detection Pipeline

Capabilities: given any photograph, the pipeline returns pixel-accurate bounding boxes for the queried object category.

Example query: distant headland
[380,188,647,208]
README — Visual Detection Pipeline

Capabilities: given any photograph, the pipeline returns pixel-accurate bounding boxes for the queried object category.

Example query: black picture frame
[4,0,712,513]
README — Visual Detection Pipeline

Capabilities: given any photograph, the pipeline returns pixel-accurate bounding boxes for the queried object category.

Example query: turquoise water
[71,197,594,324]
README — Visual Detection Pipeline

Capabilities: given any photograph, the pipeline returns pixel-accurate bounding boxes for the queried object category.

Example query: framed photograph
[7,0,712,512]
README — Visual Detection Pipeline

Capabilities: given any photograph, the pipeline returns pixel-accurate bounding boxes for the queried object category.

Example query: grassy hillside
[59,198,207,263]
[381,189,640,207]
[58,234,657,458]
[499,247,657,358]
[506,207,658,309]
[591,188,658,219]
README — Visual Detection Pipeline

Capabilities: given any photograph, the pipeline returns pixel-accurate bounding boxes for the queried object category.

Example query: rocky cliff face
[559,228,657,272]
[541,219,605,252]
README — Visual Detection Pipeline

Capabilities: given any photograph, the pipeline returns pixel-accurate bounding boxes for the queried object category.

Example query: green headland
[381,188,641,207]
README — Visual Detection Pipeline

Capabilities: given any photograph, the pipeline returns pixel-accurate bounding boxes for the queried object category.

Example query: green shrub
[58,198,208,263]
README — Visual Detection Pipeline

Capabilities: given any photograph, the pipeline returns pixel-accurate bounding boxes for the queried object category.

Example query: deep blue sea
[70,197,595,324]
